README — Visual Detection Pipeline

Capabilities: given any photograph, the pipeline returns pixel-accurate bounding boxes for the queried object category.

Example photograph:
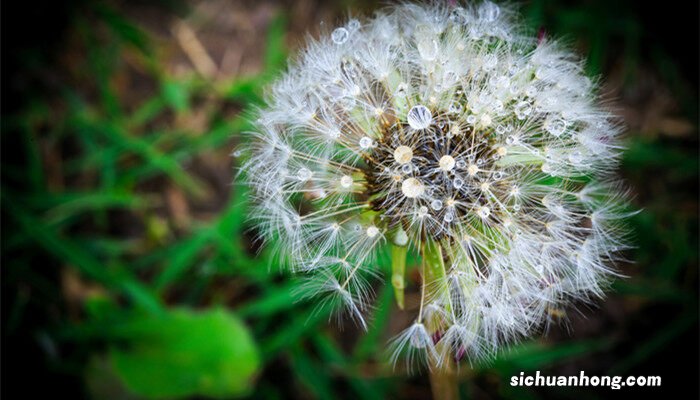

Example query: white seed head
[241,1,632,367]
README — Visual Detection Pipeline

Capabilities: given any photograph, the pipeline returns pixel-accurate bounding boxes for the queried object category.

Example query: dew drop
[496,76,510,88]
[328,128,341,139]
[347,19,360,31]
[477,206,491,218]
[417,38,438,61]
[401,164,413,174]
[396,82,408,97]
[407,105,433,130]
[448,101,463,114]
[340,175,353,188]
[453,177,464,189]
[544,117,567,136]
[466,115,477,124]
[394,229,409,246]
[514,101,532,120]
[297,167,312,181]
[482,54,498,70]
[331,27,349,44]
[568,150,583,164]
[444,213,454,223]
[479,1,501,22]
[359,136,373,149]
[366,226,379,238]
[431,199,443,211]
[418,206,429,216]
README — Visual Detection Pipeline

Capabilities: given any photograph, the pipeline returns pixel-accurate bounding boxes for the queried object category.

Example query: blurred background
[2,0,698,399]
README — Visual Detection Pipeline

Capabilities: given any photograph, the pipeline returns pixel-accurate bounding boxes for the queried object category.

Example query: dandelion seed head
[241,1,633,366]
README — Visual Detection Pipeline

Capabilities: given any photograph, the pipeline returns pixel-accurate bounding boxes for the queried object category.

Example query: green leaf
[161,80,189,113]
[111,308,260,399]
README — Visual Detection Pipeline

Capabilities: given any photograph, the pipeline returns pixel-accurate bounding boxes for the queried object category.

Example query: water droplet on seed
[366,226,379,238]
[359,136,373,149]
[514,101,532,120]
[340,175,353,188]
[544,117,567,136]
[479,1,501,22]
[417,38,438,61]
[297,167,312,181]
[407,105,433,130]
[448,102,463,114]
[477,206,491,218]
[331,27,349,44]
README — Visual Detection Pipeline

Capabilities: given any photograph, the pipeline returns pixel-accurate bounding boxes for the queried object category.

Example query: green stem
[390,244,407,309]
[423,239,459,399]
[422,239,452,315]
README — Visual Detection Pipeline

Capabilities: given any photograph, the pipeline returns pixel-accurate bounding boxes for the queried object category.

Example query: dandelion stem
[428,357,459,400]
[390,243,407,309]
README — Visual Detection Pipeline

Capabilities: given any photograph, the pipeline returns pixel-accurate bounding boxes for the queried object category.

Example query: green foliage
[110,308,260,399]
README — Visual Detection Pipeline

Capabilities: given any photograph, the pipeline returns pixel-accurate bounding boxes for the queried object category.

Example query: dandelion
[240,1,633,370]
